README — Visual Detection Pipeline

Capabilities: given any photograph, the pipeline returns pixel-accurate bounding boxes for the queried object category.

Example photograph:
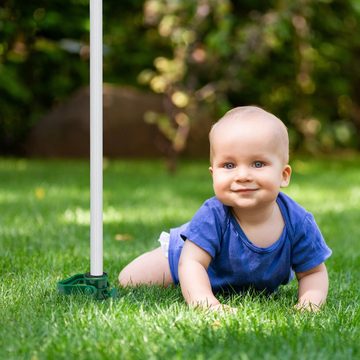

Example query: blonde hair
[209,106,289,164]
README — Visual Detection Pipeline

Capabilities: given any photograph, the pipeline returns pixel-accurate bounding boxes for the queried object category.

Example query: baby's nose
[234,166,251,181]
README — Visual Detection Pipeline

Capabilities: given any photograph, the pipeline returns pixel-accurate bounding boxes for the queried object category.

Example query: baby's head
[208,106,292,209]
[209,106,289,166]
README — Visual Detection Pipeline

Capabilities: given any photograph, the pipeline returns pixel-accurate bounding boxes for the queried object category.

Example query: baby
[119,106,332,311]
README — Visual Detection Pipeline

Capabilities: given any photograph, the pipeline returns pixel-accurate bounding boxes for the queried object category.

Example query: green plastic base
[57,272,117,300]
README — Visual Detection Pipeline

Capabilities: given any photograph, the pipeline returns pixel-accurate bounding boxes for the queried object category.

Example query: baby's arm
[296,263,329,311]
[178,240,220,309]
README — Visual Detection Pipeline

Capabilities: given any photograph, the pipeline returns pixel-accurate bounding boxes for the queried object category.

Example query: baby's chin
[216,193,279,211]
[215,195,255,208]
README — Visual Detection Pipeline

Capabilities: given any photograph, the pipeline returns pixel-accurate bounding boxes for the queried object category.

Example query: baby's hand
[294,302,321,313]
[208,303,238,314]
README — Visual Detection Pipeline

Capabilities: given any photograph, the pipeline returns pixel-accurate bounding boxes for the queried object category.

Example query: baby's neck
[232,201,278,227]
[232,202,285,248]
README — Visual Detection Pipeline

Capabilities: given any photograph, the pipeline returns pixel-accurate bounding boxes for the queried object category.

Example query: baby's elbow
[178,257,188,274]
[178,256,186,268]
[178,249,190,270]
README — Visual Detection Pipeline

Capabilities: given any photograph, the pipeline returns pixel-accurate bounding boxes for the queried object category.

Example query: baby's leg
[118,246,173,287]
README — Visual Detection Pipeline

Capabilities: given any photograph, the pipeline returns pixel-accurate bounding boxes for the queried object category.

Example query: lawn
[0,156,359,359]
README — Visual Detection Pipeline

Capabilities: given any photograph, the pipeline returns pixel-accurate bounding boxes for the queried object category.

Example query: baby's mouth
[231,188,258,193]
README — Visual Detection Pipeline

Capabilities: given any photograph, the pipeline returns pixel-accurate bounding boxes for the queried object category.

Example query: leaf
[35,187,45,200]
[115,234,133,241]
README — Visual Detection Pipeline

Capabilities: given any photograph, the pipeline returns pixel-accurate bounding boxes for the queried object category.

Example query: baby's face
[209,113,291,211]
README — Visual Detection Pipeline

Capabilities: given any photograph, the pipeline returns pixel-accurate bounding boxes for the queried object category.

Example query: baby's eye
[223,162,235,169]
[253,161,265,168]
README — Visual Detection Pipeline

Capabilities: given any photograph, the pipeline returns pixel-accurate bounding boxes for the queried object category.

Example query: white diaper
[157,231,170,258]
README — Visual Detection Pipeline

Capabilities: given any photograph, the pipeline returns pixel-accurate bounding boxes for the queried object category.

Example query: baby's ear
[209,166,213,175]
[281,165,292,188]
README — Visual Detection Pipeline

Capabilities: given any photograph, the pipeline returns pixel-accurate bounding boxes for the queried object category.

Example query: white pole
[90,0,103,276]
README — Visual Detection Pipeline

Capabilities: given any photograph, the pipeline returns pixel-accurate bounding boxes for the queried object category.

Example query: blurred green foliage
[1,0,360,156]
[0,0,169,154]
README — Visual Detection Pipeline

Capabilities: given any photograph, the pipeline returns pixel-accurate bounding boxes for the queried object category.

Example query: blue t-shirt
[168,192,332,293]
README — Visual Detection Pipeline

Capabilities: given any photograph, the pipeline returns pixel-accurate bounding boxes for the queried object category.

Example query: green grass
[0,156,359,359]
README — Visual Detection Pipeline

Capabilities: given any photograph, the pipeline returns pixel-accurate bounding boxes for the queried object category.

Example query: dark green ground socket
[57,273,117,300]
